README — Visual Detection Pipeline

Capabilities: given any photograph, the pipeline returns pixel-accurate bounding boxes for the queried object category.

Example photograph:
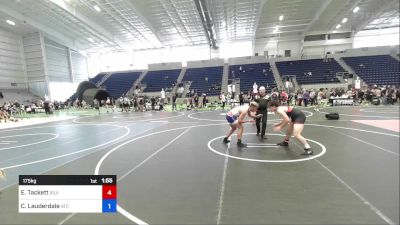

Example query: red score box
[102,185,117,199]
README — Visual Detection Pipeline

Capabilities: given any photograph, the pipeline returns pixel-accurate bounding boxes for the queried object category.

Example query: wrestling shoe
[260,135,268,140]
[301,148,313,155]
[237,140,247,147]
[223,137,230,143]
[277,140,289,146]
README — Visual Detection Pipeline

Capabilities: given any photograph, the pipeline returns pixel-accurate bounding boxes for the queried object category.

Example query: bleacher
[142,69,181,92]
[182,66,223,95]
[0,89,37,105]
[276,59,344,85]
[89,73,106,85]
[342,55,400,86]
[102,71,141,98]
[228,63,276,92]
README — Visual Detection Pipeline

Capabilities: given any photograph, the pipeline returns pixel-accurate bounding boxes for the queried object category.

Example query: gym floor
[0,105,399,225]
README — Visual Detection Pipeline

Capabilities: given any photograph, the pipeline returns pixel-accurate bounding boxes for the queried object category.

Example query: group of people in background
[290,85,400,107]
[90,88,179,113]
[1,84,399,123]
[0,99,61,123]
[223,85,400,108]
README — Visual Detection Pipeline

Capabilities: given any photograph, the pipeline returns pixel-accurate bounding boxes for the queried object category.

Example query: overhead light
[342,18,348,23]
[333,30,338,33]
[88,38,94,43]
[94,5,101,12]
[273,28,278,34]
[336,24,341,29]
[279,15,284,21]
[6,20,15,26]
[275,25,279,29]
[353,6,360,13]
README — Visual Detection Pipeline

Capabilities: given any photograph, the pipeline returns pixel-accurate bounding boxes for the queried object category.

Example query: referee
[255,86,269,139]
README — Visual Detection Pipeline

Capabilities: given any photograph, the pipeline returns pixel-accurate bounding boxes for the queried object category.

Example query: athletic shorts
[226,115,237,125]
[289,109,306,124]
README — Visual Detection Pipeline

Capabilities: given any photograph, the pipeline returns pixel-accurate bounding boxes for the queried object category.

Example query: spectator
[303,90,310,107]
[93,98,100,114]
[238,92,244,106]
[43,100,51,115]
[309,89,316,105]
[194,93,199,108]
[172,94,177,111]
[123,95,130,112]
[281,90,288,105]
[105,97,113,112]
[151,96,156,110]
[252,82,258,100]
[202,94,207,108]
[220,92,226,110]
[297,91,303,106]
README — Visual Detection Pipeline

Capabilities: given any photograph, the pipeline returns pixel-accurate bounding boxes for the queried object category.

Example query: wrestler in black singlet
[285,107,306,124]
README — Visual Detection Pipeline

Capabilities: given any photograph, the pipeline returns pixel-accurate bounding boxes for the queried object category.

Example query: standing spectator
[133,86,140,96]
[161,88,166,99]
[391,88,396,105]
[172,94,177,111]
[43,100,50,115]
[280,90,288,105]
[271,90,279,102]
[252,82,258,100]
[297,91,303,106]
[374,87,382,102]
[133,97,138,111]
[187,97,193,110]
[151,96,156,110]
[202,94,207,108]
[220,92,226,110]
[123,95,130,112]
[138,97,145,112]
[317,88,324,105]
[239,92,244,105]
[93,98,100,114]
[118,96,123,112]
[309,89,316,106]
[358,89,364,104]
[105,97,114,113]
[303,90,310,107]
[160,88,166,108]
[194,93,199,108]
[178,85,184,98]
[231,83,236,100]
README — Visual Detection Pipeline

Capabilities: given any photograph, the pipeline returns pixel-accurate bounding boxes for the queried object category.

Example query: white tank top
[228,105,249,117]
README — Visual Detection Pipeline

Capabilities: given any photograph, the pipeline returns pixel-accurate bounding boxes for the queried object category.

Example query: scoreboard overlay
[18,175,117,213]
